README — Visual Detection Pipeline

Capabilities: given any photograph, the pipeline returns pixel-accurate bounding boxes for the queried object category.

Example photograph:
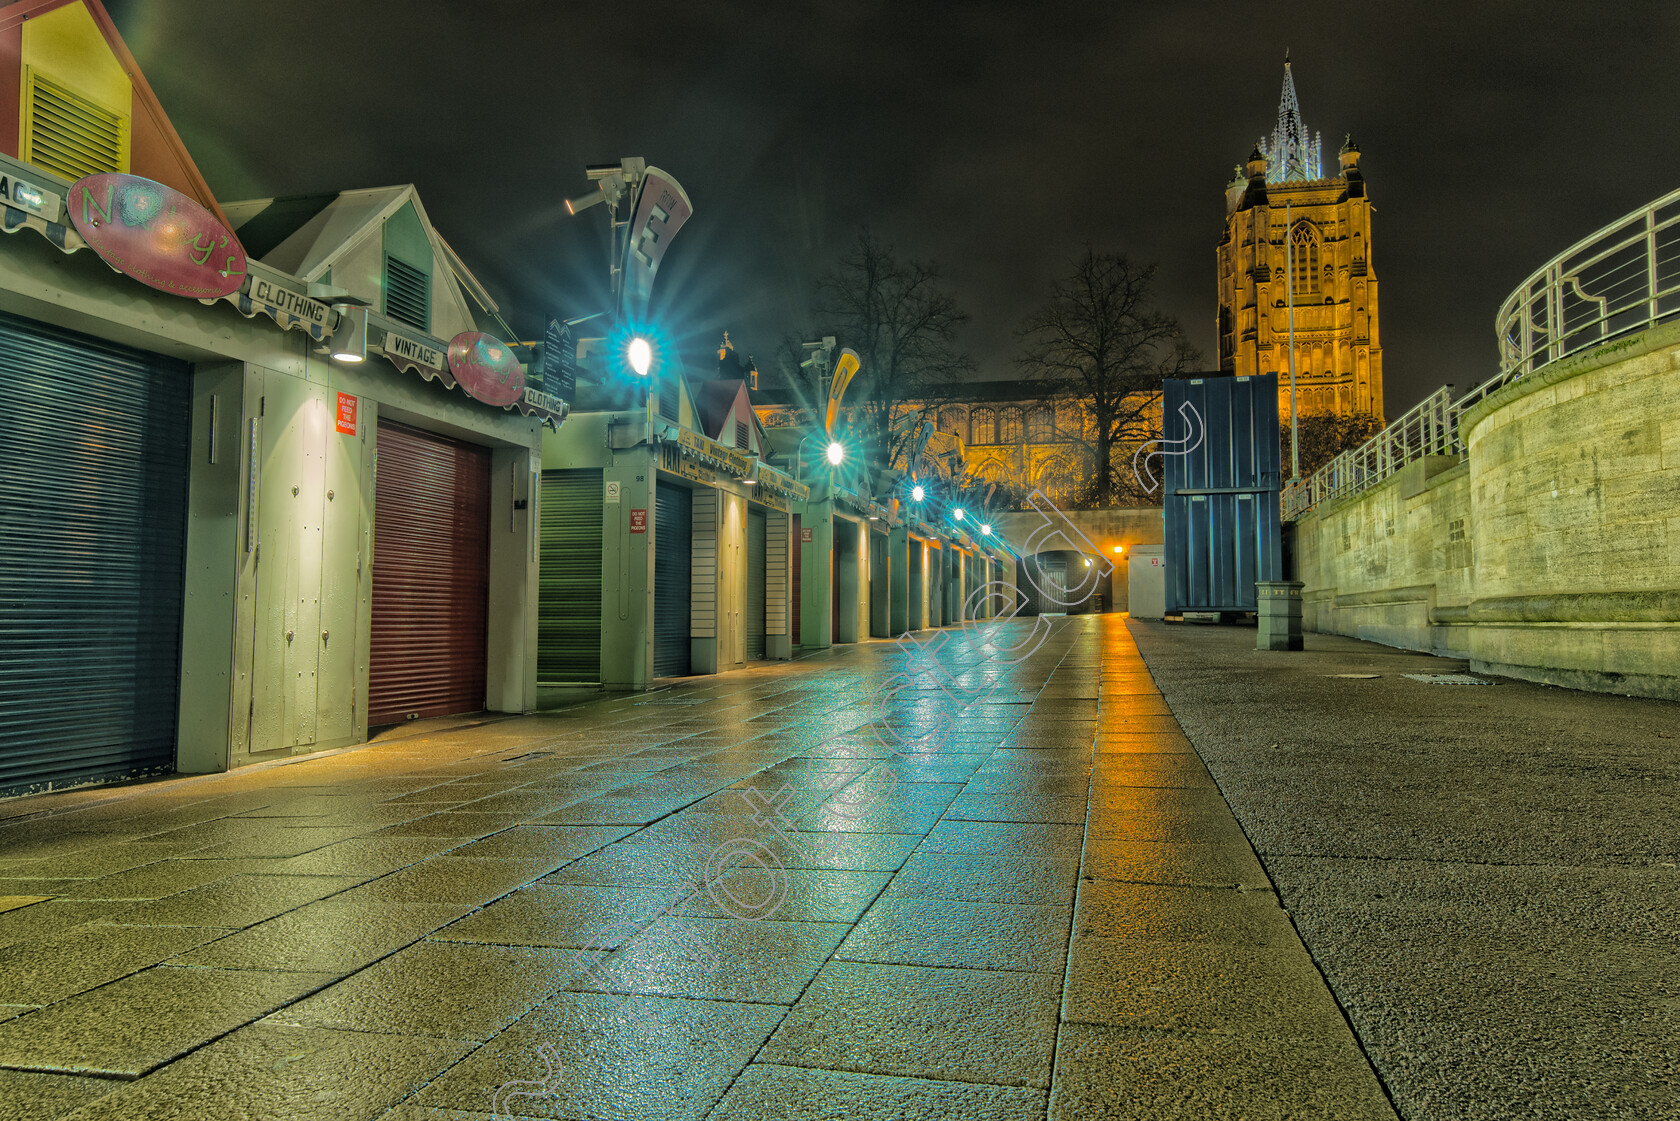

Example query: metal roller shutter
[653,483,691,677]
[538,469,603,684]
[367,421,490,724]
[0,311,190,797]
[746,507,766,660]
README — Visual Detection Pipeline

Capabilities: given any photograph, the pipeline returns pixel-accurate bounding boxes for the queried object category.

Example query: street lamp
[911,484,925,503]
[952,507,966,521]
[981,524,992,536]
[628,336,653,377]
[826,441,845,466]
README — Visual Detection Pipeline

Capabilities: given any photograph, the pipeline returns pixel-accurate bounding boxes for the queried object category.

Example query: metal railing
[1282,387,1458,520]
[1284,187,1680,521]
[1497,187,1680,379]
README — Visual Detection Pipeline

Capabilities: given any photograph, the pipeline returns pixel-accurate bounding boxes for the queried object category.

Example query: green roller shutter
[746,507,766,660]
[654,483,691,677]
[0,310,190,798]
[538,468,603,685]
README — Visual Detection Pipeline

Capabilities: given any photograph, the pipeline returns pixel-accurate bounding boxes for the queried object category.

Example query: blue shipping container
[1162,375,1283,613]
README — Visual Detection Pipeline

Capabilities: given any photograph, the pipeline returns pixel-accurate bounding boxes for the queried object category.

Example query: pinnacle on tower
[1263,55,1322,184]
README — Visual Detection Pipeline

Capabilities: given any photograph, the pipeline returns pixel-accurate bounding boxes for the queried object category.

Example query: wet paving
[0,616,1394,1120]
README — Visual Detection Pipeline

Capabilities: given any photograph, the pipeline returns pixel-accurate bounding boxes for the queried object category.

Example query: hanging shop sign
[67,173,246,299]
[238,273,333,340]
[0,170,61,223]
[621,167,693,319]
[748,483,790,514]
[448,332,525,407]
[381,327,454,387]
[539,317,578,406]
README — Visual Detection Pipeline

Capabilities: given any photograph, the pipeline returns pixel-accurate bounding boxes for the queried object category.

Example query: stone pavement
[0,615,1394,1120]
[1128,619,1680,1121]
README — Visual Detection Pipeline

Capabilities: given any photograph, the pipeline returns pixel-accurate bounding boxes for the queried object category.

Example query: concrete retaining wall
[1297,319,1680,700]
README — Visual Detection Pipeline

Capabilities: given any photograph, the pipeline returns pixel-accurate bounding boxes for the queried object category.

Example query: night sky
[108,0,1680,414]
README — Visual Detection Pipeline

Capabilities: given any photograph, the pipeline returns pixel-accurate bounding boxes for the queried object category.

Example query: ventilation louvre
[384,256,430,331]
[25,70,126,182]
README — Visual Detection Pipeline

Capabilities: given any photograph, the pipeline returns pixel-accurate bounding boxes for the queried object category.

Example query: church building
[1216,58,1385,423]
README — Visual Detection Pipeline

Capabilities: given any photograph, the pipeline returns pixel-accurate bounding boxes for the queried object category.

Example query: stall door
[790,513,802,646]
[746,507,767,660]
[367,422,490,724]
[538,468,604,684]
[0,311,190,796]
[654,483,692,677]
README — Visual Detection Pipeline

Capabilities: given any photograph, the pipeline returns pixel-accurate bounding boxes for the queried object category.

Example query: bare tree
[1289,411,1384,478]
[1016,249,1197,506]
[817,230,973,489]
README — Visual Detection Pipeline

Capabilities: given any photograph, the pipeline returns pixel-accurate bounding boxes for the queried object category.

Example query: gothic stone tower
[1216,58,1385,423]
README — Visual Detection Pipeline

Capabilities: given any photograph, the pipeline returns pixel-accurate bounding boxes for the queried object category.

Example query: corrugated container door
[654,483,692,677]
[746,507,766,660]
[367,421,489,724]
[538,468,603,685]
[0,311,190,797]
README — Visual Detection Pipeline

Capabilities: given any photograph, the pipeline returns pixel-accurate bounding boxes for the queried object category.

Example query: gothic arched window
[1291,223,1320,297]
[970,406,997,444]
[937,406,967,439]
[1000,406,1025,445]
[1027,405,1055,443]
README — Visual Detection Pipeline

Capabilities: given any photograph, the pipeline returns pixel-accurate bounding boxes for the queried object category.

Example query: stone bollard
[1256,581,1304,651]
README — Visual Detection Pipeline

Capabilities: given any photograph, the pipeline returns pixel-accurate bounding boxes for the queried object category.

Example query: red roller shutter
[368,421,490,725]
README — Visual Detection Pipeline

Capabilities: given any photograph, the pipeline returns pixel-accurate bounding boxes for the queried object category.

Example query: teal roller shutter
[538,469,603,685]
[746,507,766,660]
[0,310,190,797]
[653,483,691,677]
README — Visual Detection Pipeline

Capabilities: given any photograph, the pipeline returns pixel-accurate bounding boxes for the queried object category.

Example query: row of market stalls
[0,0,1010,798]
[536,383,1008,691]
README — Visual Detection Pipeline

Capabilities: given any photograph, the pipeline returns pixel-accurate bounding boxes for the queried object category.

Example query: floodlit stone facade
[1218,60,1385,424]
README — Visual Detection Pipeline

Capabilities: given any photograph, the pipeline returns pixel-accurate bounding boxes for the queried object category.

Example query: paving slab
[410,992,783,1120]
[0,964,333,1076]
[705,1063,1048,1120]
[760,960,1060,1088]
[1049,1024,1395,1120]
[50,1022,473,1121]
[266,941,577,1041]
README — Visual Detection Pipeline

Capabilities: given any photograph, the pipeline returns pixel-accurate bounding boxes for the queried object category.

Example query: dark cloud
[110,0,1680,410]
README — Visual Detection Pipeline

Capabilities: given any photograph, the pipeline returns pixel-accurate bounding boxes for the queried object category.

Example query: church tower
[1216,58,1385,423]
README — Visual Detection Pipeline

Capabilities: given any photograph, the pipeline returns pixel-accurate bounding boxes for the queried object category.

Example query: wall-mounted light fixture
[329,305,368,364]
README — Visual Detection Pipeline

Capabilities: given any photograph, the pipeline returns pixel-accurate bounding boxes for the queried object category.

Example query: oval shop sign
[67,173,246,300]
[448,332,526,407]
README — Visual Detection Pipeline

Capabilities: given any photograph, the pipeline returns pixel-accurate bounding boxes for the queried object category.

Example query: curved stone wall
[1459,321,1680,697]
[1297,318,1680,700]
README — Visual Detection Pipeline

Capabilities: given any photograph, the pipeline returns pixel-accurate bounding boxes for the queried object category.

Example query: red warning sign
[335,392,357,435]
[801,527,814,543]
[629,509,648,533]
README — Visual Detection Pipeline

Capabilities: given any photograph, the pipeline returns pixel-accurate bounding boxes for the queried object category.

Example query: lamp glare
[825,441,845,465]
[628,337,653,376]
[912,485,925,502]
[981,524,992,536]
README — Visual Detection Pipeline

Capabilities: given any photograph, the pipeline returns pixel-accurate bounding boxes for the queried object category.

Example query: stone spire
[1257,54,1322,184]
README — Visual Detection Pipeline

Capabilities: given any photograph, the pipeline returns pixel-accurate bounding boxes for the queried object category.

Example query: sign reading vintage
[67,174,246,299]
[447,332,525,406]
